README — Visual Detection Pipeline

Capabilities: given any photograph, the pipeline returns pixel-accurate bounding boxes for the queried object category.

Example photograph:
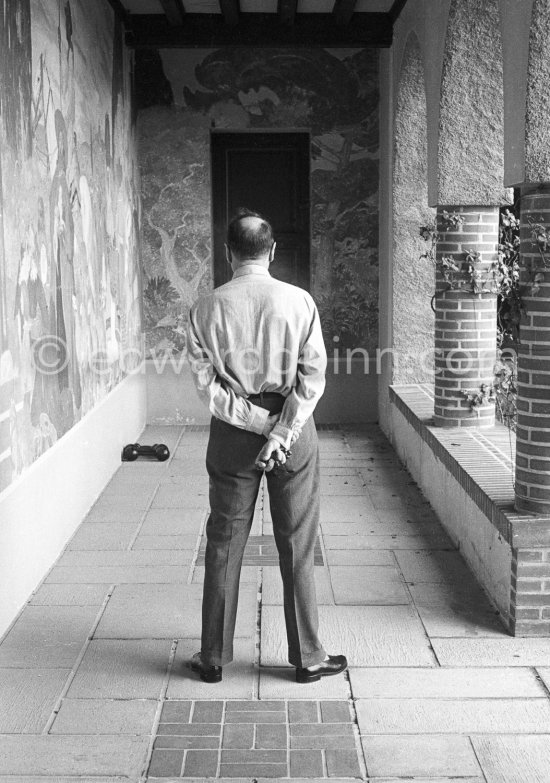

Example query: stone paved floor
[1,424,550,782]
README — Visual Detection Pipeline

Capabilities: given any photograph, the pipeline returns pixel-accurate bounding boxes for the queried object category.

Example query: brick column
[433,205,499,428]
[515,185,550,514]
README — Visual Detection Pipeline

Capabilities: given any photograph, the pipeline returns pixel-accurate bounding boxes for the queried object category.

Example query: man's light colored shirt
[186,264,327,449]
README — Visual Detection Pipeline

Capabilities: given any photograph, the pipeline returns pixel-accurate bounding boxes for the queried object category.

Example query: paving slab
[471,735,550,783]
[83,507,145,525]
[369,779,484,783]
[319,495,377,521]
[58,550,191,567]
[132,534,199,550]
[325,549,396,566]
[535,668,550,692]
[349,666,546,699]
[139,508,206,536]
[0,735,150,776]
[362,734,481,778]
[0,605,98,668]
[432,638,550,666]
[51,698,158,734]
[329,565,410,605]
[323,533,454,550]
[0,778,132,783]
[30,583,112,606]
[152,485,209,508]
[67,522,140,550]
[355,698,550,734]
[46,565,190,584]
[395,549,478,583]
[262,566,334,605]
[67,639,172,698]
[258,668,350,699]
[409,583,506,637]
[261,605,436,667]
[94,583,256,639]
[167,637,256,699]
[322,520,441,537]
[0,669,69,732]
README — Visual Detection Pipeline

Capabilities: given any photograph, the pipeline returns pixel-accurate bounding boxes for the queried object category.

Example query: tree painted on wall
[139,106,212,356]
[139,46,379,354]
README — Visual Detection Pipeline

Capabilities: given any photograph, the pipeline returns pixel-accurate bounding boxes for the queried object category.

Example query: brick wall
[515,187,550,514]
[511,549,550,635]
[433,206,499,428]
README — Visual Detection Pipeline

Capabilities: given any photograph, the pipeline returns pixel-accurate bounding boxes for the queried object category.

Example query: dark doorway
[211,132,310,290]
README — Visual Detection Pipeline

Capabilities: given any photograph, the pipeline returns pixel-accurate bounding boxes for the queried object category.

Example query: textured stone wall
[392,34,435,383]
[525,0,550,182]
[0,0,141,494]
[438,0,509,205]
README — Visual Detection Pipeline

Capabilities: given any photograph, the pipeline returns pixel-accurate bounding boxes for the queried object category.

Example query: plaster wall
[388,400,512,623]
[0,370,146,638]
[0,0,144,635]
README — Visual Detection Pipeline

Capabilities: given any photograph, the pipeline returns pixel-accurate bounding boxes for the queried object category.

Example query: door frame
[210,129,311,289]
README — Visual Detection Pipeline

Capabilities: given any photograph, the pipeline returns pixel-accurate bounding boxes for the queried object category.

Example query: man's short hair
[226,208,274,259]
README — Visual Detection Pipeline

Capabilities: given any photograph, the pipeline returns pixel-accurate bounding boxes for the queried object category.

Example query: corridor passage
[1,425,550,782]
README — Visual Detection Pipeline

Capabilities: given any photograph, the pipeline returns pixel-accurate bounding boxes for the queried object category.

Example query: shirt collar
[232,264,271,279]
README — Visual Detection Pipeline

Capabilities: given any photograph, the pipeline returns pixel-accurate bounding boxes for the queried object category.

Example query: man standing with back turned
[186,209,347,684]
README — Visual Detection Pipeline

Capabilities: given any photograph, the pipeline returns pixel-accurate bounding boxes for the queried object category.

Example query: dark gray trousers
[201,413,326,668]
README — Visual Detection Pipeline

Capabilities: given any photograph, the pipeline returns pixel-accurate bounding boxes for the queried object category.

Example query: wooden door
[211,132,310,289]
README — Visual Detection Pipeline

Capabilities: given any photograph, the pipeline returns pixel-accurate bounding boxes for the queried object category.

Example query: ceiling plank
[333,0,356,27]
[278,0,297,26]
[218,0,239,27]
[389,0,408,23]
[160,0,186,26]
[128,12,392,47]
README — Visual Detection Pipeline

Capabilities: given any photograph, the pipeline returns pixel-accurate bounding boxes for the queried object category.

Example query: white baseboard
[0,370,147,639]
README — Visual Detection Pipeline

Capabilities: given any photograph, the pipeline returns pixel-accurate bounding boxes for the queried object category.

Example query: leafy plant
[316,261,375,350]
[493,353,517,431]
[419,210,506,295]
[463,383,495,415]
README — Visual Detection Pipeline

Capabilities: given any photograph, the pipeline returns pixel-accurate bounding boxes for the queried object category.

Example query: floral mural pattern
[139,47,379,357]
[0,0,142,493]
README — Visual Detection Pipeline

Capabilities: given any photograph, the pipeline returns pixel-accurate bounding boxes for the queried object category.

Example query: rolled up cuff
[246,403,270,435]
[269,422,294,450]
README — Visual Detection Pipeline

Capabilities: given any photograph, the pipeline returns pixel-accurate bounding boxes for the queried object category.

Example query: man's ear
[269,242,276,264]
[225,244,231,265]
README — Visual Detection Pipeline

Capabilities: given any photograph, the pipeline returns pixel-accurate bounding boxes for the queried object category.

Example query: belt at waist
[247,392,286,412]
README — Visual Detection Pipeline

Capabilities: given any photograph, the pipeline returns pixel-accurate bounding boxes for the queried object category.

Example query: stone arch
[438,0,507,204]
[392,32,434,383]
[525,0,550,182]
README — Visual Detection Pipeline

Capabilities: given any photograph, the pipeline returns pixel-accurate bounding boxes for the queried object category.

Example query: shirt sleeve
[268,299,327,450]
[186,307,270,434]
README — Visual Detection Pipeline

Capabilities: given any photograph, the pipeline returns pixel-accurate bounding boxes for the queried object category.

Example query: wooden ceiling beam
[218,0,239,27]
[278,0,297,26]
[333,0,356,27]
[128,12,392,47]
[159,0,186,26]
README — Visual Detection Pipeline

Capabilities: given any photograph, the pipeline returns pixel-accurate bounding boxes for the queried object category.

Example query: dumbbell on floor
[121,443,170,462]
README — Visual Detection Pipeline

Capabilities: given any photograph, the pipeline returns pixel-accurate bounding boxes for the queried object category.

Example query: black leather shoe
[296,654,348,683]
[189,652,222,683]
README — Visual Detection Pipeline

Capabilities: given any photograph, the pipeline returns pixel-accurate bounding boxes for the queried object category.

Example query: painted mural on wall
[0,0,142,493]
[139,47,379,357]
